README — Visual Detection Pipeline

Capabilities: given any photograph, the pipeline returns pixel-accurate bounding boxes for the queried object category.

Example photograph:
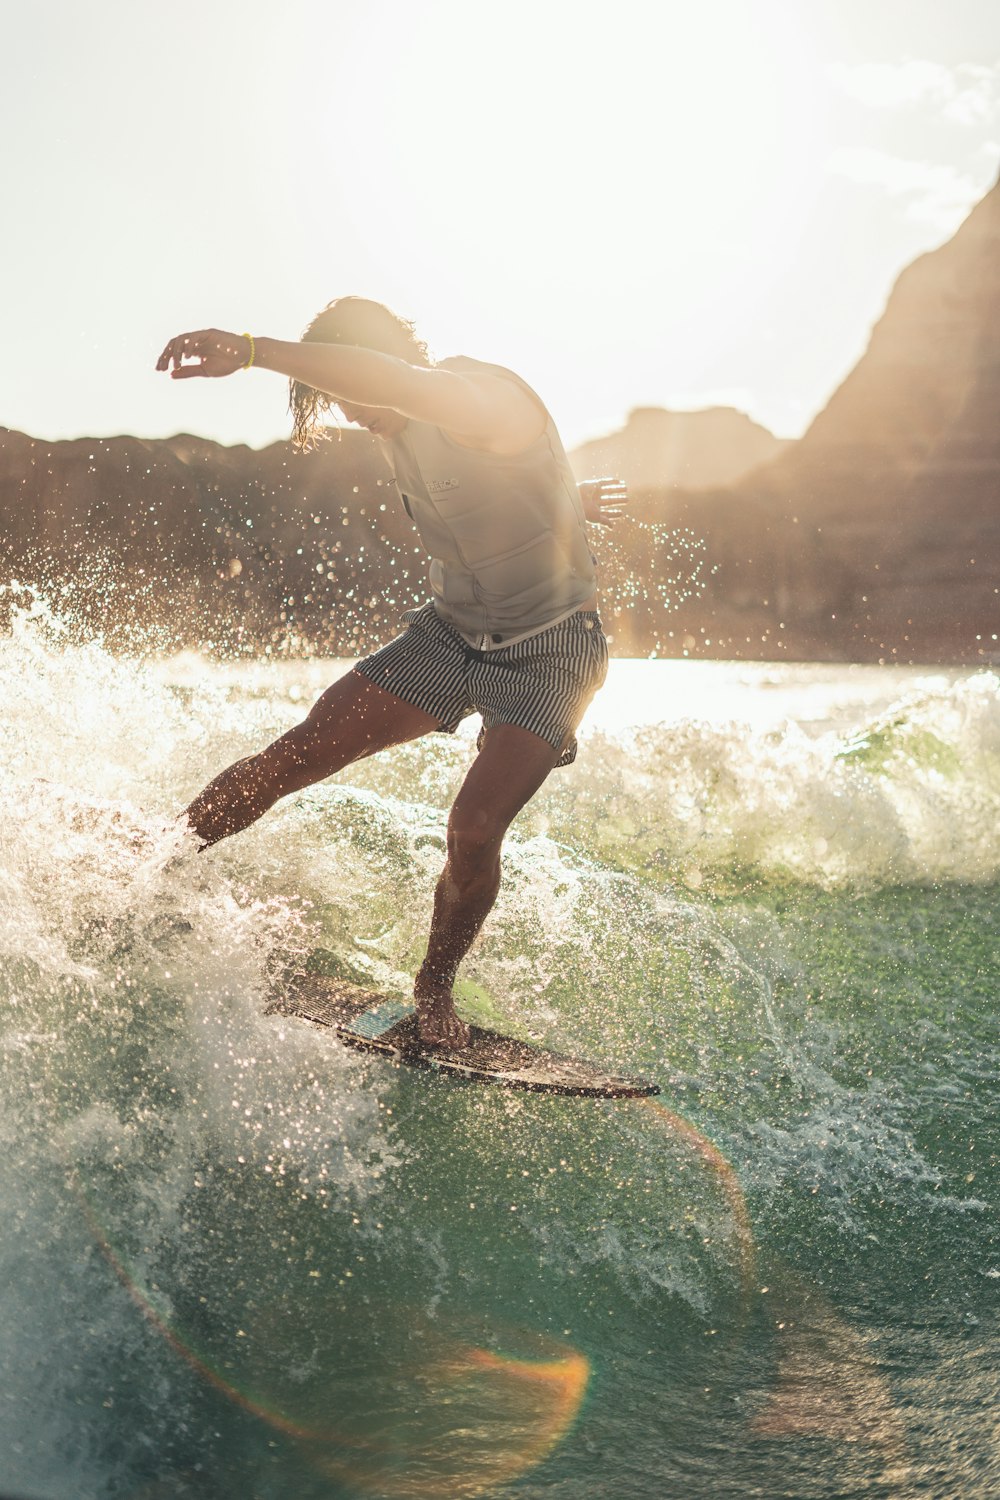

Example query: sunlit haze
[3,0,998,449]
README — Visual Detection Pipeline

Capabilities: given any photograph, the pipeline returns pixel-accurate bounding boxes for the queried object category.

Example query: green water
[1,600,998,1497]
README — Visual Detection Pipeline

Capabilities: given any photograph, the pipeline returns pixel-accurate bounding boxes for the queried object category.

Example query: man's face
[336,401,408,441]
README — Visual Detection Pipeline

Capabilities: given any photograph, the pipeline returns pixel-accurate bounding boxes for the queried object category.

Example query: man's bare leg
[413,724,562,1048]
[185,669,438,846]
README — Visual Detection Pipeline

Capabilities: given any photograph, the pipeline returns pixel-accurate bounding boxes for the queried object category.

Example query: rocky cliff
[607,168,1000,662]
[569,406,791,491]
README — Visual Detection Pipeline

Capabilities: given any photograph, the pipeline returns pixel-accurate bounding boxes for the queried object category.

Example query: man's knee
[254,719,336,794]
[446,804,506,874]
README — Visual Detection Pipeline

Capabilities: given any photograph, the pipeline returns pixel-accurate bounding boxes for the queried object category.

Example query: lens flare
[73,1175,589,1496]
[310,1331,590,1498]
[640,1096,757,1298]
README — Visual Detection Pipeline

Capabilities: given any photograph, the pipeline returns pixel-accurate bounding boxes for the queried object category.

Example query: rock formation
[616,167,1000,663]
[569,406,790,491]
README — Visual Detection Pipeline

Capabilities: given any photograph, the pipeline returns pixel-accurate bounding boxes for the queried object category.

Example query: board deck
[267,974,660,1099]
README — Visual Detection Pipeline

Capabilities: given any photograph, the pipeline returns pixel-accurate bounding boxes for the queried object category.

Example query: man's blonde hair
[290,297,431,449]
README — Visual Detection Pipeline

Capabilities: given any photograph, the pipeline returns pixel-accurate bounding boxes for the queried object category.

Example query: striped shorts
[356,604,609,767]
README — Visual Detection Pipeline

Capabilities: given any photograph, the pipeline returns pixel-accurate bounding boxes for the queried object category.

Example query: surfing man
[157,298,619,1049]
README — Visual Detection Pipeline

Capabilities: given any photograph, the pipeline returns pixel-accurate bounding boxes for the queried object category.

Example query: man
[157,298,621,1048]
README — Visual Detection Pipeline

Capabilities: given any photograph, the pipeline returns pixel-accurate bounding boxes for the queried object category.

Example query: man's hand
[578,476,629,527]
[156,329,251,379]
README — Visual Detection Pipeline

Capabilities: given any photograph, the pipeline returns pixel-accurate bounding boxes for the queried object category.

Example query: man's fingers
[175,335,202,366]
[170,362,208,379]
[156,330,218,372]
[592,477,629,502]
[157,336,189,371]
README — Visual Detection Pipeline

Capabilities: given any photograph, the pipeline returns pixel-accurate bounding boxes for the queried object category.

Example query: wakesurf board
[267,973,660,1099]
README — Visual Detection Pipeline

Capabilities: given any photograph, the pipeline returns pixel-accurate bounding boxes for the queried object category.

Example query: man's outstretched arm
[156,327,544,453]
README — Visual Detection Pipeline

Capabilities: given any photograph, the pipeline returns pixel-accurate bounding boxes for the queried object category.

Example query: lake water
[2,595,999,1498]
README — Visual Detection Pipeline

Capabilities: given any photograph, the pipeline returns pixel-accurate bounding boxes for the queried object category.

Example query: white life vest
[387,356,596,644]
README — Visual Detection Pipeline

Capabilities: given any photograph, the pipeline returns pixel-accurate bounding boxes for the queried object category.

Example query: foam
[534,671,1000,889]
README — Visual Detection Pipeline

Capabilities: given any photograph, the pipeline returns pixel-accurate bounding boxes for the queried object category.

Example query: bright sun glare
[317,1,825,435]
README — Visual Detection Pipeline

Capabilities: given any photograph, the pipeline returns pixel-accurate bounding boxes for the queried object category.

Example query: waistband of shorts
[460,609,604,653]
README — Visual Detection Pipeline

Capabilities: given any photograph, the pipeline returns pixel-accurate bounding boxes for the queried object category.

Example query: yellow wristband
[241,332,256,369]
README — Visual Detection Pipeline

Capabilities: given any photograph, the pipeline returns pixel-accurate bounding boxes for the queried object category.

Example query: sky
[2,0,998,452]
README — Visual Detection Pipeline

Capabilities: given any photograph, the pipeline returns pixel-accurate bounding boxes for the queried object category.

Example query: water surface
[2,600,998,1497]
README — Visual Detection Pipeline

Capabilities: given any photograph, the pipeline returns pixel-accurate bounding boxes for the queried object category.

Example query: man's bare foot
[413,971,471,1050]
